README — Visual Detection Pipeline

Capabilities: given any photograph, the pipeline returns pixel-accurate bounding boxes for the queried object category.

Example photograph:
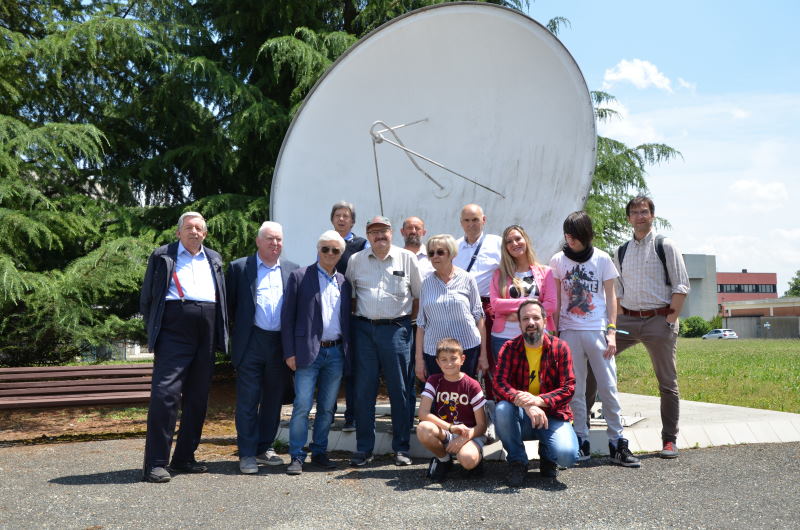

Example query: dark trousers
[144,301,216,472]
[353,317,412,455]
[235,328,287,457]
[422,344,481,379]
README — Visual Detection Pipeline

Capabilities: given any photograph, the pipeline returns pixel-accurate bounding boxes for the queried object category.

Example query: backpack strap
[618,237,671,286]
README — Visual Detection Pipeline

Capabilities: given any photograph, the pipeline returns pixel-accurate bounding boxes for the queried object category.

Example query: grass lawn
[616,338,800,414]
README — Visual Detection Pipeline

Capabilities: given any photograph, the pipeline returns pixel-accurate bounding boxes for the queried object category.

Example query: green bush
[709,315,723,329]
[681,316,711,338]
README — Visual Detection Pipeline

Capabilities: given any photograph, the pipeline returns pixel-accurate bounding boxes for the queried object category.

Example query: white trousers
[560,330,624,442]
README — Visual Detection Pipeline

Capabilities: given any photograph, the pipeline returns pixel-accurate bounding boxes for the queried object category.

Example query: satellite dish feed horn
[370,119,505,214]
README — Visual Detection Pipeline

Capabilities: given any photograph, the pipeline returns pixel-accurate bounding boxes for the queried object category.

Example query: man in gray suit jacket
[226,221,298,474]
[140,211,228,483]
[281,230,352,475]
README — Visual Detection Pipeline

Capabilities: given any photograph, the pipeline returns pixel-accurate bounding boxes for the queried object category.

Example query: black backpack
[617,234,671,286]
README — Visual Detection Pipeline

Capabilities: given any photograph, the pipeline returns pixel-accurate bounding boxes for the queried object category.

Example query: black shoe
[169,460,208,474]
[311,453,338,470]
[143,466,171,483]
[609,438,641,467]
[342,421,356,433]
[350,452,374,467]
[426,457,453,482]
[577,438,591,462]
[394,452,412,466]
[505,461,527,487]
[539,457,558,478]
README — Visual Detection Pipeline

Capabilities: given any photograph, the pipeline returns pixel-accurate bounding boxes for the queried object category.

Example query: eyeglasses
[320,246,341,255]
[427,248,448,257]
[367,228,390,235]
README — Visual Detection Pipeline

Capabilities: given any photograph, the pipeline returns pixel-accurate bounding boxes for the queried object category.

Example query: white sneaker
[256,448,283,466]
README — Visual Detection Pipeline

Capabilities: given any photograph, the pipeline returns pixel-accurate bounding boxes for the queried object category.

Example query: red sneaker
[660,441,679,459]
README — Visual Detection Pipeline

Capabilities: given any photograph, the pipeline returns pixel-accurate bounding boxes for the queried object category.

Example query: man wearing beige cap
[345,216,422,467]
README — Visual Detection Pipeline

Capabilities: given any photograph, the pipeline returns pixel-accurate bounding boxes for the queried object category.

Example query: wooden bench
[0,364,153,409]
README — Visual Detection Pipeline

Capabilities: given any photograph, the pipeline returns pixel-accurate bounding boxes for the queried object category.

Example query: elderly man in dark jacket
[140,211,228,483]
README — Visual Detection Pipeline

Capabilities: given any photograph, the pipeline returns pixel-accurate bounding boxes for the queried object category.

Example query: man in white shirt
[452,204,502,348]
[401,216,433,278]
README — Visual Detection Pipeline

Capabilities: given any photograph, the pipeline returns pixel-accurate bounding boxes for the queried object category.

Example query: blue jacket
[139,241,229,353]
[226,254,299,367]
[280,264,352,373]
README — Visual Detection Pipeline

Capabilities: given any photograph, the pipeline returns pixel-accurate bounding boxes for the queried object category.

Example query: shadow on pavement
[50,469,143,485]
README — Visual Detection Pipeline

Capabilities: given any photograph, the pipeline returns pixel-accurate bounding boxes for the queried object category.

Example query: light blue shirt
[165,243,216,302]
[317,264,342,342]
[255,255,283,331]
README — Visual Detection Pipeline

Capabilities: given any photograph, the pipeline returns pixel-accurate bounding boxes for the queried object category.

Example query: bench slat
[0,391,152,409]
[0,364,153,374]
[0,383,151,397]
[0,376,152,390]
[0,368,153,382]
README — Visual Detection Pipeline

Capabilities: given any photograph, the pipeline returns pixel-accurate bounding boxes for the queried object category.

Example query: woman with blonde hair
[489,225,557,360]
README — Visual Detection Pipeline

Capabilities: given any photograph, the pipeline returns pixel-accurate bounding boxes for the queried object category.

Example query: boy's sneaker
[426,457,453,482]
[577,438,591,462]
[660,441,679,459]
[505,461,528,487]
[609,438,641,467]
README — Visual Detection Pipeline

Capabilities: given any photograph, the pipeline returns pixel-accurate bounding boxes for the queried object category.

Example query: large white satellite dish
[272,2,596,265]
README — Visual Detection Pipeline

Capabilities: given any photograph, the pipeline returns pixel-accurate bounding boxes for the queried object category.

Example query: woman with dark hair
[549,211,640,468]
[489,225,557,361]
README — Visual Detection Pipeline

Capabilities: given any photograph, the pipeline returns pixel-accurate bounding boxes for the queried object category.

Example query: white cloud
[677,77,697,92]
[596,99,664,145]
[729,107,750,119]
[729,179,788,202]
[602,59,673,92]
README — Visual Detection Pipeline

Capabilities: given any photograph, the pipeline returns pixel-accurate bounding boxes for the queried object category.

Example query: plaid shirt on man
[493,333,575,421]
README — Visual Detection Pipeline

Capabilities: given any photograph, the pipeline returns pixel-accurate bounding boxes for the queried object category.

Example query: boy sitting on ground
[416,338,487,482]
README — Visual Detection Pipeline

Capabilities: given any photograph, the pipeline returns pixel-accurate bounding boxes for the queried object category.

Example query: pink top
[489,265,557,333]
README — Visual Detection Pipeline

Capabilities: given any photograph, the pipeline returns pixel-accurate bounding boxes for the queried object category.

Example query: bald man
[452,204,502,396]
[401,216,433,278]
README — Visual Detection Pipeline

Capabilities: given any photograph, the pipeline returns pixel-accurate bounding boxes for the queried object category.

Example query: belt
[622,306,674,318]
[320,338,343,348]
[165,300,216,307]
[355,315,410,325]
[253,327,281,336]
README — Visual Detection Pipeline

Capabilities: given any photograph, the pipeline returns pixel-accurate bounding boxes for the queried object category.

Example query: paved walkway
[284,393,800,460]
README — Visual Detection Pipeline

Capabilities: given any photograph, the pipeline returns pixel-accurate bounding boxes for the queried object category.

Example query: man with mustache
[493,299,578,487]
[345,216,422,467]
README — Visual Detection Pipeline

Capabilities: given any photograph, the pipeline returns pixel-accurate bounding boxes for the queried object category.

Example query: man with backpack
[613,196,690,459]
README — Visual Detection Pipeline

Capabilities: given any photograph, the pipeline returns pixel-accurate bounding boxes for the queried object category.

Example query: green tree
[786,270,800,297]
[680,316,711,338]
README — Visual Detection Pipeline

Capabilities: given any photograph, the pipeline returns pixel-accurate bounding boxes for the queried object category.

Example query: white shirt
[317,264,342,341]
[409,244,434,279]
[255,255,283,331]
[346,245,422,320]
[453,232,502,297]
[166,242,216,302]
[551,248,618,331]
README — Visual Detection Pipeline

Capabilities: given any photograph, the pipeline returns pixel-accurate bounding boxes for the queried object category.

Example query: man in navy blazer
[226,221,298,474]
[140,211,228,483]
[281,230,352,475]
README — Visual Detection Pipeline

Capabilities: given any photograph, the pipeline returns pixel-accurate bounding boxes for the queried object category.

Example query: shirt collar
[634,229,656,245]
[316,263,337,281]
[368,244,396,261]
[256,253,281,270]
[462,232,485,247]
[343,232,354,241]
[177,241,205,258]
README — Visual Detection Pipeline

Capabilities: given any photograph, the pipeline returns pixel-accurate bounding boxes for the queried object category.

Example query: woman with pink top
[489,225,557,361]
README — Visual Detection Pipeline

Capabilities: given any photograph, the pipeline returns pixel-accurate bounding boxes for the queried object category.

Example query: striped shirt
[417,268,484,354]
[613,230,690,310]
[346,245,421,320]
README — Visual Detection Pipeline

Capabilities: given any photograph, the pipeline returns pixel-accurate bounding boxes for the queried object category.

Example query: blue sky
[525,0,800,293]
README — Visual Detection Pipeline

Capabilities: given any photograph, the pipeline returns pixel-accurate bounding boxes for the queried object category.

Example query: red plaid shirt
[493,334,575,421]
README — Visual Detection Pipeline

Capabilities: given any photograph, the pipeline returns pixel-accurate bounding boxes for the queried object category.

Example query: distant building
[722,297,800,339]
[682,254,717,320]
[717,270,778,311]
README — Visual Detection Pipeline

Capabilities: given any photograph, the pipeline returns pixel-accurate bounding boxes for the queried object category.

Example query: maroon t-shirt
[422,373,486,428]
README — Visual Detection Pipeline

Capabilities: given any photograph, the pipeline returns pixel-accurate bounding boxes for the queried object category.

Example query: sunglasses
[427,248,448,257]
[320,246,341,255]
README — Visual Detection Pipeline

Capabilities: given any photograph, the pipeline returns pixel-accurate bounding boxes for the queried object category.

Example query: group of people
[139,196,689,488]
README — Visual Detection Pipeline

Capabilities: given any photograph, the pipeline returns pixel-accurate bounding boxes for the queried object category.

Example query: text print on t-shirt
[563,263,599,317]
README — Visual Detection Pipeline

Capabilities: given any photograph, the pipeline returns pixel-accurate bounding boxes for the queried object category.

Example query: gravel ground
[0,438,798,529]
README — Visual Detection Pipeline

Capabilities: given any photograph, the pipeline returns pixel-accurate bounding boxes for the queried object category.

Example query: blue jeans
[288,344,345,460]
[353,317,412,455]
[491,335,512,361]
[494,400,578,467]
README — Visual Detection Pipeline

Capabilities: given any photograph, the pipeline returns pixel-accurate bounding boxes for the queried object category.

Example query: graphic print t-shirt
[524,344,542,395]
[550,249,619,331]
[422,373,486,428]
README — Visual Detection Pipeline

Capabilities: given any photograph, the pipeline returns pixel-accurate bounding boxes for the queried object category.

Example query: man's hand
[449,424,473,439]
[285,356,296,371]
[478,352,489,373]
[525,405,548,429]
[514,391,544,408]
[415,359,427,383]
[604,332,617,359]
